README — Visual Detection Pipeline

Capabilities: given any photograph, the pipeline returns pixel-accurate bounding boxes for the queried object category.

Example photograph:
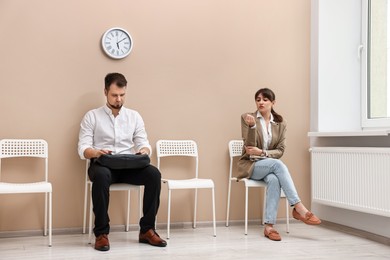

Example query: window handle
[358,44,364,60]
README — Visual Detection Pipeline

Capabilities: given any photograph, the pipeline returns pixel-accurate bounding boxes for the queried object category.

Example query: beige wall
[0,0,310,231]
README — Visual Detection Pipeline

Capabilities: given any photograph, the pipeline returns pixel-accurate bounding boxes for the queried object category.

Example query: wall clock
[101,27,133,59]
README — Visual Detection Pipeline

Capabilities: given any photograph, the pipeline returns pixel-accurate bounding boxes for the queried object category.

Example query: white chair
[156,140,216,239]
[0,139,52,247]
[226,140,289,235]
[82,159,143,242]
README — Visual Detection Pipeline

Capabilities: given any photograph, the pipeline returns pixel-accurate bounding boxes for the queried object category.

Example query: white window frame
[361,0,390,129]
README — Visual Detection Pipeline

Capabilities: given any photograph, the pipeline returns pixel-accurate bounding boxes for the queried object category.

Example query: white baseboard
[0,218,295,238]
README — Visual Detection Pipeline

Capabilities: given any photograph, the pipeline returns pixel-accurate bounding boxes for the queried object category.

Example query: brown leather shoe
[139,229,167,247]
[293,208,321,225]
[264,228,282,241]
[95,234,110,251]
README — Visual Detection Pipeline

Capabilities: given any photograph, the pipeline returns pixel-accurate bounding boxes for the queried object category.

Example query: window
[362,0,390,128]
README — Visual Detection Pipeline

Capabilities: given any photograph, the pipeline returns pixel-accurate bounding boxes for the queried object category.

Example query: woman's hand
[245,146,262,156]
[244,114,256,127]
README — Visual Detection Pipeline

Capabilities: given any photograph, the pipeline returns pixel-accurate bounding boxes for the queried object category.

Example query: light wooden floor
[1,222,390,259]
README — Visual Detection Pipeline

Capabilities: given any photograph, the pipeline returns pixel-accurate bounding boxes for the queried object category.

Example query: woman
[237,88,321,241]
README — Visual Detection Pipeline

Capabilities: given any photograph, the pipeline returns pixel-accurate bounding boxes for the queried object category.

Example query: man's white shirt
[78,105,151,159]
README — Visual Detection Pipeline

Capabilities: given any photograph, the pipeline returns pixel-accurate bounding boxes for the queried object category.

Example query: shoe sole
[94,245,110,251]
[292,209,321,225]
[264,234,281,241]
[293,216,321,225]
[139,239,167,247]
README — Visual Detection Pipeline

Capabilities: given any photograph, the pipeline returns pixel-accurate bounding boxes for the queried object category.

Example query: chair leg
[262,188,267,225]
[245,186,249,235]
[82,182,89,234]
[44,192,48,236]
[126,190,131,232]
[167,189,171,239]
[138,188,142,227]
[285,197,290,233]
[212,187,216,237]
[48,192,52,247]
[226,179,232,227]
[193,188,198,229]
[88,195,93,244]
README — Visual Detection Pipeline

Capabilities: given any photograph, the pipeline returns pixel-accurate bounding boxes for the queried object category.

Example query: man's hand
[84,148,112,159]
[95,149,112,158]
[138,147,150,156]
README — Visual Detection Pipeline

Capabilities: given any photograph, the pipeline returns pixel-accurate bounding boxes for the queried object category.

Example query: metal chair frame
[226,140,290,234]
[156,140,216,239]
[0,139,52,246]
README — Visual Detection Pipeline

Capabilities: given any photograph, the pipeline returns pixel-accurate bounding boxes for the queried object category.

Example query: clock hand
[117,38,127,44]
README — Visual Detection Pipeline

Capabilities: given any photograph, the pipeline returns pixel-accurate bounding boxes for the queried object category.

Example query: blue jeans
[250,158,301,224]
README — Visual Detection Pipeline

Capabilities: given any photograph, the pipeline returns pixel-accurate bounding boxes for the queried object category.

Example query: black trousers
[88,160,161,236]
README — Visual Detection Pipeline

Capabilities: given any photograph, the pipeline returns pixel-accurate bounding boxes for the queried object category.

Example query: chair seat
[239,178,267,188]
[163,178,214,190]
[236,178,287,196]
[109,183,140,191]
[231,177,267,187]
[0,182,52,194]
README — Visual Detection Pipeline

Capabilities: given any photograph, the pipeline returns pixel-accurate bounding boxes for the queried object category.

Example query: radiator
[310,147,390,217]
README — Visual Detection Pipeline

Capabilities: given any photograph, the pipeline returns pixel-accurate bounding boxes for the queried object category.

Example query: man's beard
[108,102,122,109]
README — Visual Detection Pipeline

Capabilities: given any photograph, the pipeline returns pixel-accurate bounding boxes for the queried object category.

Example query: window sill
[308,130,390,137]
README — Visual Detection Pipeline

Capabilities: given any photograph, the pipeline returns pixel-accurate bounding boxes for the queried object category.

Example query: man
[78,72,166,251]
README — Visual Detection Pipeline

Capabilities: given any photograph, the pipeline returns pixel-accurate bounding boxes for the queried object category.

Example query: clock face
[101,28,133,59]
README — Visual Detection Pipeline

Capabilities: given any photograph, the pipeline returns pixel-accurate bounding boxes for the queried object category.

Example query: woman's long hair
[254,88,283,123]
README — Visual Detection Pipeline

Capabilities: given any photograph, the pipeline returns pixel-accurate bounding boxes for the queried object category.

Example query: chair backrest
[228,140,244,179]
[0,139,48,159]
[0,139,49,181]
[156,140,199,178]
[229,140,244,158]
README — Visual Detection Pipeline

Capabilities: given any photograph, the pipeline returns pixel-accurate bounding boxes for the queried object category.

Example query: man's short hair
[105,73,127,90]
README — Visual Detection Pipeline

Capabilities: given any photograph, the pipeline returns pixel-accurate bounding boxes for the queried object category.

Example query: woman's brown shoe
[264,228,282,241]
[293,208,321,225]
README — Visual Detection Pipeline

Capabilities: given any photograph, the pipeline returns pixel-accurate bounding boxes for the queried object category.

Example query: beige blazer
[236,112,287,179]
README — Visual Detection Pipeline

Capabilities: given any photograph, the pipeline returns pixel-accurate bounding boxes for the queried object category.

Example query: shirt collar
[256,111,274,122]
[103,104,124,115]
